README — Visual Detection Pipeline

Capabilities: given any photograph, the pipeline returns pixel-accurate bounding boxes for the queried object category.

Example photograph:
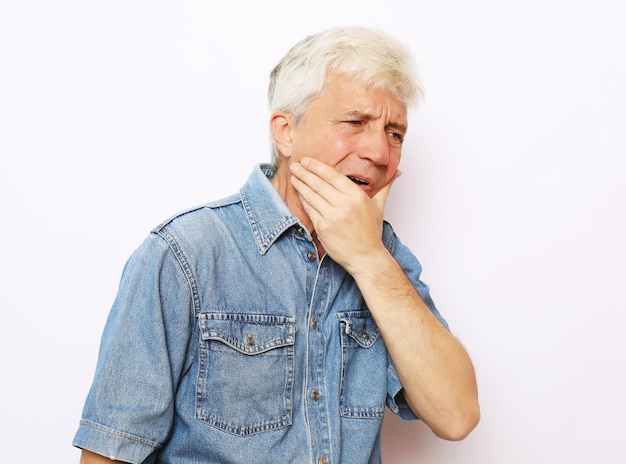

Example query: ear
[270,111,294,159]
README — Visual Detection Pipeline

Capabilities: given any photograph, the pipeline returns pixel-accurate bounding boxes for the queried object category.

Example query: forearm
[350,248,480,440]
[287,157,479,437]
[80,449,126,463]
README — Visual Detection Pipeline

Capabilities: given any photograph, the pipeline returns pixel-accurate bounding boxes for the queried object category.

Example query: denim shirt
[73,164,447,464]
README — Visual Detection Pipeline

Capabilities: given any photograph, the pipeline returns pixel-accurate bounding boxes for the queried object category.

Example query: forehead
[316,72,407,123]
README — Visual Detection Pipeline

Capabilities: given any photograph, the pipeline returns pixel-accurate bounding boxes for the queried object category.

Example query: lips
[347,175,369,186]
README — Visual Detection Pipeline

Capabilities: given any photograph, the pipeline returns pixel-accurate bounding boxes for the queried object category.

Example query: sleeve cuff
[386,365,419,421]
[72,420,160,464]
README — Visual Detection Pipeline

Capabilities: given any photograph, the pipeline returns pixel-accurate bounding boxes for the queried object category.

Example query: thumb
[373,169,402,211]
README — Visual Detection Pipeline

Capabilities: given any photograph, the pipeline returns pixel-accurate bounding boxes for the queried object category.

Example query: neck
[271,162,314,233]
[271,163,326,257]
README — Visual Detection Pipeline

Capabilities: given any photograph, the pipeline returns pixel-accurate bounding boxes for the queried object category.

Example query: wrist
[344,245,395,281]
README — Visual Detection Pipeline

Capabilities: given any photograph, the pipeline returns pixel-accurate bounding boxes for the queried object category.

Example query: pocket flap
[337,310,381,348]
[199,313,296,354]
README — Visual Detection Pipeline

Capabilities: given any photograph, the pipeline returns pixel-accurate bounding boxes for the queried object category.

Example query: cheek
[317,135,354,164]
[383,152,402,180]
[384,170,397,185]
[388,149,402,170]
[295,130,345,159]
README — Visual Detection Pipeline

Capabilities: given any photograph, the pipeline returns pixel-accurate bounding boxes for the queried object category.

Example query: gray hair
[268,26,422,169]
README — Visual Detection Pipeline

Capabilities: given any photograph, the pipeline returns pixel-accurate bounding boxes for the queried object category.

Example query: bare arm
[289,158,480,440]
[80,449,127,464]
[348,246,479,439]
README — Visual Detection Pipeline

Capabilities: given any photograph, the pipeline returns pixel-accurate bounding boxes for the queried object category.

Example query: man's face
[287,72,408,198]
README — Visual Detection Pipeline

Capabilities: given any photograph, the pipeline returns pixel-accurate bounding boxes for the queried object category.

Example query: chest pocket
[337,310,388,419]
[196,313,296,436]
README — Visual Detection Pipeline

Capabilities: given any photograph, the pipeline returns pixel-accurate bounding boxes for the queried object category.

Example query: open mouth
[347,175,369,186]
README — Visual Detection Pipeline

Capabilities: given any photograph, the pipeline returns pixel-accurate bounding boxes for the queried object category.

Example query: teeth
[348,176,368,185]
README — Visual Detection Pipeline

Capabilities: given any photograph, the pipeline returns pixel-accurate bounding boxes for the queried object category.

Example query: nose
[359,127,390,166]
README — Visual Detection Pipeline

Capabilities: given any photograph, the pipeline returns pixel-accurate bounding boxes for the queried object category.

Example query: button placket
[306,254,332,464]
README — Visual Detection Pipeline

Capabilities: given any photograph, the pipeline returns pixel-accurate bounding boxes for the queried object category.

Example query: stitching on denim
[153,229,201,316]
[79,420,162,450]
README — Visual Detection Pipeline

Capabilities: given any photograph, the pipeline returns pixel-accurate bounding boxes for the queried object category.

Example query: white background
[1,1,624,463]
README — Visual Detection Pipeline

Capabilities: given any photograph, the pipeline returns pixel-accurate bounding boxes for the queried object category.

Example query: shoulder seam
[152,228,202,316]
[152,205,208,234]
[152,194,242,233]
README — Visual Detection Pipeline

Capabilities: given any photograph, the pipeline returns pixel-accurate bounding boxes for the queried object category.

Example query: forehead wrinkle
[343,109,370,119]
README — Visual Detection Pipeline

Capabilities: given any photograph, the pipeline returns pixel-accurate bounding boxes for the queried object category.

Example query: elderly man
[74,26,479,464]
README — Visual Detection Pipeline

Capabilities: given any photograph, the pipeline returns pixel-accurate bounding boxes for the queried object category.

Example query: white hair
[268,26,422,169]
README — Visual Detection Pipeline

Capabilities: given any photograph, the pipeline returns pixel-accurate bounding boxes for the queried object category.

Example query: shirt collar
[240,164,301,254]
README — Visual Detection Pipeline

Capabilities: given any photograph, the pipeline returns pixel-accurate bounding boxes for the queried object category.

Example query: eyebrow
[387,121,408,134]
[343,110,408,134]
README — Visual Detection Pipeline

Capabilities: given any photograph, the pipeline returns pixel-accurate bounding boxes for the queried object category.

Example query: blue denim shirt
[73,164,447,463]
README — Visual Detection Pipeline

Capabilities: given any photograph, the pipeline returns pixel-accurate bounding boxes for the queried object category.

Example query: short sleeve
[73,232,195,462]
[386,359,420,421]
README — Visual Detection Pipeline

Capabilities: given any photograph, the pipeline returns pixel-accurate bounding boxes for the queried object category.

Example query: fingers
[288,167,329,219]
[290,157,400,225]
[289,158,353,203]
[373,169,401,211]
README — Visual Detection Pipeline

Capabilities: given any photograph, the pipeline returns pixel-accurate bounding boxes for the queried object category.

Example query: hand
[289,157,400,274]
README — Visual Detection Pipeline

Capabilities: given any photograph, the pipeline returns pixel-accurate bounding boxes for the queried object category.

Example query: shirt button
[306,251,316,261]
[318,457,328,464]
[296,227,304,236]
[311,389,320,402]
[311,317,318,330]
